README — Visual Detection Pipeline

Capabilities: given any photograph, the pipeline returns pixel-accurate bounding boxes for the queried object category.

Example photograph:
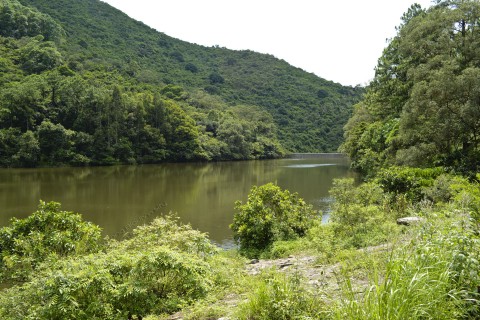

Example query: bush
[329,179,399,249]
[230,183,316,257]
[449,174,480,223]
[306,222,337,262]
[376,166,444,202]
[0,214,217,319]
[0,201,102,282]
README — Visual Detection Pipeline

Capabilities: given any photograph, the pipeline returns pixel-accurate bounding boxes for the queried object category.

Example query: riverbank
[166,244,390,320]
[156,169,480,320]
[161,216,477,320]
[0,168,478,319]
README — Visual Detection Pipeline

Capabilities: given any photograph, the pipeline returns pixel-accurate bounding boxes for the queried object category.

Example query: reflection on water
[0,157,356,243]
[283,164,336,168]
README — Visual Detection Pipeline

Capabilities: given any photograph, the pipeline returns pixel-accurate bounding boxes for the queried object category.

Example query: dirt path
[168,244,392,319]
[245,255,343,293]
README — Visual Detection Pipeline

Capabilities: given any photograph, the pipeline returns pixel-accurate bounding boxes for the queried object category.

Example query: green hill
[0,0,362,167]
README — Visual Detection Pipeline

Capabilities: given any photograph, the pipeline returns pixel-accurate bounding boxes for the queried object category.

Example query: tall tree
[342,1,480,175]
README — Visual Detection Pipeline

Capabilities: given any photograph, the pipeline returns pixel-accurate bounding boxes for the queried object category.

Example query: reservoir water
[0,156,356,246]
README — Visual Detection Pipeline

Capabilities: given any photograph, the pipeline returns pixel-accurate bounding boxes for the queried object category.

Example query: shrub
[306,222,337,262]
[329,178,399,249]
[208,72,224,85]
[0,201,102,282]
[376,166,444,202]
[333,213,480,319]
[449,174,480,223]
[423,173,463,204]
[230,183,316,257]
[185,62,198,73]
[0,214,216,319]
[119,214,217,256]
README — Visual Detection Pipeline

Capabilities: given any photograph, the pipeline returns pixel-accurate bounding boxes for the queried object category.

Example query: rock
[249,259,259,264]
[397,216,423,226]
[167,312,183,320]
[279,262,294,269]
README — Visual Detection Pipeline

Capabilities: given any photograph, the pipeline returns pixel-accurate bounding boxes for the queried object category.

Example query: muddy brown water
[0,156,356,246]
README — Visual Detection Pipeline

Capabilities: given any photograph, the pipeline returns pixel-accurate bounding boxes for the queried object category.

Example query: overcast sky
[101,0,433,86]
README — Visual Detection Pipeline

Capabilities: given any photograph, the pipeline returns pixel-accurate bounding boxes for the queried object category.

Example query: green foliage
[0,0,64,41]
[2,176,480,319]
[0,127,40,166]
[0,0,363,167]
[449,173,480,223]
[160,84,187,101]
[11,129,39,166]
[230,183,316,257]
[167,250,248,320]
[325,172,480,319]
[195,104,285,161]
[208,72,224,85]
[11,0,361,158]
[236,270,324,320]
[263,238,310,259]
[305,222,337,261]
[0,200,102,282]
[118,214,218,257]
[342,1,480,175]
[0,34,286,166]
[329,178,400,248]
[0,213,217,319]
[376,166,444,202]
[334,213,480,320]
[18,36,62,73]
[0,247,213,319]
[37,120,73,164]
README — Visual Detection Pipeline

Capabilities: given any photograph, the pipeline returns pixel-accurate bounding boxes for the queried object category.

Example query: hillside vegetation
[0,0,362,167]
[341,1,480,177]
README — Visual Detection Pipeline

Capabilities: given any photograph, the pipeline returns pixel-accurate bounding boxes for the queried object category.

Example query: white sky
[101,0,433,86]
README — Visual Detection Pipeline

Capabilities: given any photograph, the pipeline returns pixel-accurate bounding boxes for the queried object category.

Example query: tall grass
[235,269,325,320]
[332,214,480,320]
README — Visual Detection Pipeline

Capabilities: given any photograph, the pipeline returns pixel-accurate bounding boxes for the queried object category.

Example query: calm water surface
[0,156,356,245]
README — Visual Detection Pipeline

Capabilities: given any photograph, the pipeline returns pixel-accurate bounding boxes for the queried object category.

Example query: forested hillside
[0,0,362,167]
[342,1,480,176]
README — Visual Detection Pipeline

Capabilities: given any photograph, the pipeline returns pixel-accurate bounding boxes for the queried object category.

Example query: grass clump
[236,269,326,320]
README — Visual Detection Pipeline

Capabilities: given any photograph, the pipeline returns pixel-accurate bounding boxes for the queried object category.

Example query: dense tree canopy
[0,62,285,166]
[8,0,361,160]
[342,1,480,176]
[0,0,364,166]
[0,0,293,166]
[0,0,63,41]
